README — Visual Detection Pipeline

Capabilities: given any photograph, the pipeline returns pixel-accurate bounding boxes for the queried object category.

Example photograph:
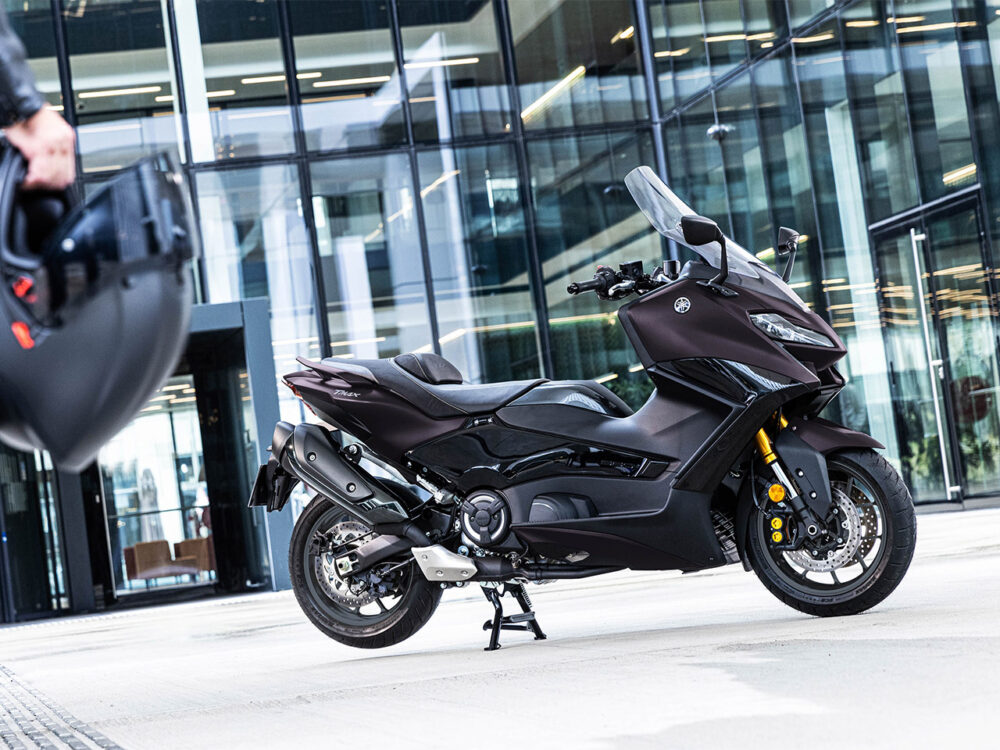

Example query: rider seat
[315,352,630,420]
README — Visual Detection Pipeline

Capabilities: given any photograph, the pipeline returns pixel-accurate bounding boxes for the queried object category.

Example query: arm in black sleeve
[0,4,46,127]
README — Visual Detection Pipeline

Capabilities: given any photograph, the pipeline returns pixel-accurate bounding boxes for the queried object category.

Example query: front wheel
[747,449,916,617]
[289,496,442,648]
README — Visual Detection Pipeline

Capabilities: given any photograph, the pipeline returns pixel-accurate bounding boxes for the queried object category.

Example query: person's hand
[4,107,76,190]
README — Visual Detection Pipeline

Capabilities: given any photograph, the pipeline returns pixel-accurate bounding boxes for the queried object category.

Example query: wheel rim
[756,460,889,596]
[302,506,412,626]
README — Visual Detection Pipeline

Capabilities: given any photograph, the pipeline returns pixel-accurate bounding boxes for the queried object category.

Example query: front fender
[789,416,885,454]
[734,416,883,569]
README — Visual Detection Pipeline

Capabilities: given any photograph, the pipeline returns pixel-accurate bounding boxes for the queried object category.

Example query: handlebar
[566,277,604,295]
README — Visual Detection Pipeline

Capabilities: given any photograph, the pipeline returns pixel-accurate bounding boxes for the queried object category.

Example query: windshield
[624,166,807,309]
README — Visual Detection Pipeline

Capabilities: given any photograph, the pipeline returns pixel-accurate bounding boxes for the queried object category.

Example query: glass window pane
[511,0,647,130]
[64,0,182,173]
[99,374,214,592]
[665,96,729,234]
[892,1,976,200]
[648,0,708,109]
[4,0,63,112]
[398,0,511,142]
[754,50,819,304]
[842,0,919,219]
[744,0,787,57]
[310,155,434,360]
[289,0,405,152]
[794,23,898,458]
[195,164,318,422]
[788,0,836,29]
[419,143,542,382]
[527,131,660,407]
[704,0,747,82]
[714,70,771,256]
[182,0,294,161]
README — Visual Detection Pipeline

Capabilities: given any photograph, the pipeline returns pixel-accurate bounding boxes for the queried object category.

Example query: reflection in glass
[195,164,317,422]
[703,0,748,83]
[183,0,294,160]
[398,0,511,142]
[64,0,182,172]
[793,21,897,456]
[419,144,542,382]
[4,0,62,111]
[892,1,976,201]
[510,0,646,130]
[925,209,1000,496]
[310,155,434,360]
[99,375,215,592]
[842,1,919,220]
[714,70,771,256]
[874,231,948,503]
[666,96,729,234]
[289,0,405,152]
[754,50,818,304]
[527,131,660,406]
[0,446,68,617]
[647,0,708,110]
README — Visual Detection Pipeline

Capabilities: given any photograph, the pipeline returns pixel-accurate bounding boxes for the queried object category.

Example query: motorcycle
[250,166,916,651]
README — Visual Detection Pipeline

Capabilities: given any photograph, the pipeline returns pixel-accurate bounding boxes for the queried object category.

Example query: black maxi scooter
[250,166,916,650]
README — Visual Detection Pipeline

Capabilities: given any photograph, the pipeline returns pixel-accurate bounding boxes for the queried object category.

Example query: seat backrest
[133,540,171,576]
[394,352,463,384]
[174,537,214,572]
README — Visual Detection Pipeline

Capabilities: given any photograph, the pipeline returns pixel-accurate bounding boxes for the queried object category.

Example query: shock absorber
[755,427,823,538]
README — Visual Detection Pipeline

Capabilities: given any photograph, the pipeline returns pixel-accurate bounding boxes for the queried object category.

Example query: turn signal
[768,483,786,503]
[771,530,783,543]
[770,517,783,530]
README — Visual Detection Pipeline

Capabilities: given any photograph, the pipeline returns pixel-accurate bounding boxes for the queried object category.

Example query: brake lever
[606,280,635,298]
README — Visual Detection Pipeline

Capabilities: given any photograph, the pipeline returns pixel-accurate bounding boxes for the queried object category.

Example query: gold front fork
[756,422,820,535]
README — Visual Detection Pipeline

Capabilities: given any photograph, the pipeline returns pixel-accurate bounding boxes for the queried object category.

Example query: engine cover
[460,490,510,547]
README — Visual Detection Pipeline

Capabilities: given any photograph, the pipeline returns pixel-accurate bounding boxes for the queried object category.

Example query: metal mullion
[161,0,194,167]
[634,0,667,179]
[492,0,555,378]
[49,0,82,185]
[387,0,442,357]
[276,0,332,358]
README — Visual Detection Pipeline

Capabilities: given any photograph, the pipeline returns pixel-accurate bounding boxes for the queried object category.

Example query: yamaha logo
[674,297,691,314]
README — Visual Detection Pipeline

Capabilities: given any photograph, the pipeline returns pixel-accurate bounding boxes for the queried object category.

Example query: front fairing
[624,166,830,328]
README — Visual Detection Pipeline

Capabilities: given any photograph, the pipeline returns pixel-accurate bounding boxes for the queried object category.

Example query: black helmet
[0,146,198,471]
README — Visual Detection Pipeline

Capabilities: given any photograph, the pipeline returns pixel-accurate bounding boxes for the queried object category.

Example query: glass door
[872,197,1000,503]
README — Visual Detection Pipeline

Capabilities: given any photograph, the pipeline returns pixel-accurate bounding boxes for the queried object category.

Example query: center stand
[480,583,547,651]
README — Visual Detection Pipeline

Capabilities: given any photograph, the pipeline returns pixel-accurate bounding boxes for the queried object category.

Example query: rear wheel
[289,496,441,648]
[747,449,916,617]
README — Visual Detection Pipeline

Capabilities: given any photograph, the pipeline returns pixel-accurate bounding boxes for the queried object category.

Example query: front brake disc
[785,487,862,572]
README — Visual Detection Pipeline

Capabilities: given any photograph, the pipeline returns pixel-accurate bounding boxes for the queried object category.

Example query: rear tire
[747,449,916,617]
[289,496,442,648]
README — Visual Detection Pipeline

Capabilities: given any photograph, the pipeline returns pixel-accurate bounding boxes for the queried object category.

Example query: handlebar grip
[567,277,603,295]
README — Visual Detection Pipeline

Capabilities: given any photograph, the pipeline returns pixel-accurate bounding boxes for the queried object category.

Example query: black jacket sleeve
[0,5,46,127]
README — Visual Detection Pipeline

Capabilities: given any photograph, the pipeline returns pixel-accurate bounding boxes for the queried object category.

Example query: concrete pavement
[1,508,998,749]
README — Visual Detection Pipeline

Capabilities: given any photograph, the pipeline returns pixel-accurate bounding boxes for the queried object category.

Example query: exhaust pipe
[271,421,423,533]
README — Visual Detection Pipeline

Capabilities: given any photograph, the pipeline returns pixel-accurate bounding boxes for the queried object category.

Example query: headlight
[750,313,833,347]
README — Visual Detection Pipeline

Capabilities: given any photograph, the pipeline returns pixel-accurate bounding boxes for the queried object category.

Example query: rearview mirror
[777,226,800,258]
[680,215,723,247]
[776,226,800,282]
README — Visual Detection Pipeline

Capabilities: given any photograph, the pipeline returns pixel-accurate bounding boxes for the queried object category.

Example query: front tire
[747,449,916,617]
[289,496,442,648]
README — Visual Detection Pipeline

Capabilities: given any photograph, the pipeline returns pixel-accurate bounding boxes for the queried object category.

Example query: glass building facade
[3,0,1000,621]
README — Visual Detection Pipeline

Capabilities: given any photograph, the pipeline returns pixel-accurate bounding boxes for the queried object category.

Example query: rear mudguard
[734,416,884,570]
